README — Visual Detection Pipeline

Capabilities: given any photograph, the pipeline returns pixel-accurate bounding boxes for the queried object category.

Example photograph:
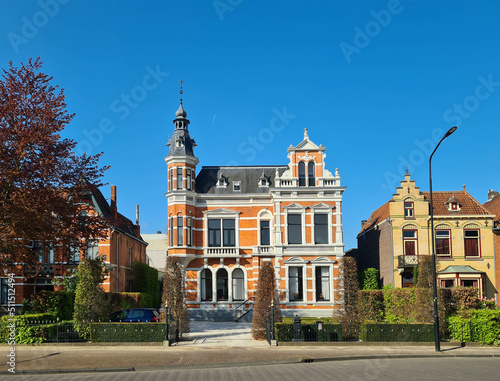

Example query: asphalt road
[16,357,500,381]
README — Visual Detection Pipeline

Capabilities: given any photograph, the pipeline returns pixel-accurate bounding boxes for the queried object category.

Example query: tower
[165,82,198,266]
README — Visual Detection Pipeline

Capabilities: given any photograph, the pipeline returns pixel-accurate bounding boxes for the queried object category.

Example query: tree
[161,256,189,339]
[337,256,360,339]
[0,58,108,274]
[73,257,110,339]
[251,261,282,340]
[359,268,379,290]
[415,255,435,323]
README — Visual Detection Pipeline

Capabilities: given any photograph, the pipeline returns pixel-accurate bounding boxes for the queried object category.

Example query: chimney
[110,185,117,221]
[489,189,499,201]
[135,204,141,236]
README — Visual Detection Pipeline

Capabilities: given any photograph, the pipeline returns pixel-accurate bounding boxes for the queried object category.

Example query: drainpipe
[114,230,122,292]
[386,218,395,288]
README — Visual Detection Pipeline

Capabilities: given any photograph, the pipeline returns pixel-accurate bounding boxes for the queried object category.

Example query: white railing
[205,247,238,255]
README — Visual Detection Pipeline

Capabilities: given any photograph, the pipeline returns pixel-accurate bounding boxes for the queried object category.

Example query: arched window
[201,269,212,301]
[298,161,306,186]
[216,268,228,301]
[308,162,315,187]
[232,268,244,301]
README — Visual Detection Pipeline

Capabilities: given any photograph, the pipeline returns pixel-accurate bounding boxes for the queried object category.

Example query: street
[16,357,500,381]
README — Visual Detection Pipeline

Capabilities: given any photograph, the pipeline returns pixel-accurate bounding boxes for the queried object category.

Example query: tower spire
[179,79,184,105]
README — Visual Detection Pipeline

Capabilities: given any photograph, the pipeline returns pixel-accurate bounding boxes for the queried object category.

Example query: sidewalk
[7,322,500,374]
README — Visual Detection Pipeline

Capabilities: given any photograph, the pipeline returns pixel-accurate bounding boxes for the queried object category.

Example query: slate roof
[423,191,491,216]
[195,166,288,194]
[438,265,483,274]
[86,184,144,241]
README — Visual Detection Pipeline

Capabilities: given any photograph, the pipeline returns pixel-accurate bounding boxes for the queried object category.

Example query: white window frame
[283,204,306,245]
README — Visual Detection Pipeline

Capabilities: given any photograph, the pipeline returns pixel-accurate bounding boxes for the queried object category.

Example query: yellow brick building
[357,173,496,299]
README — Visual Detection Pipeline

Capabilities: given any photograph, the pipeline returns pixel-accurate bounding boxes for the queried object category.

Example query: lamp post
[429,126,457,352]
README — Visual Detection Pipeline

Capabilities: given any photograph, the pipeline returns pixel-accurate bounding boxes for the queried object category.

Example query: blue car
[107,308,160,322]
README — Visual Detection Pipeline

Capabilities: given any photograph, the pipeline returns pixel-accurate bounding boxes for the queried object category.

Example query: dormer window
[233,182,241,192]
[446,194,461,212]
[176,137,184,147]
[217,175,227,188]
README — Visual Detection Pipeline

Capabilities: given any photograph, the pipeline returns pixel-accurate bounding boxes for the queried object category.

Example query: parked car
[107,308,160,322]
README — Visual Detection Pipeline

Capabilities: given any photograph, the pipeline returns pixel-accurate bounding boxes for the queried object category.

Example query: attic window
[233,182,241,192]
[217,176,227,188]
[260,179,268,187]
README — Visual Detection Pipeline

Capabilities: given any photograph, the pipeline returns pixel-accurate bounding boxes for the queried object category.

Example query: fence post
[292,315,303,342]
[165,307,170,346]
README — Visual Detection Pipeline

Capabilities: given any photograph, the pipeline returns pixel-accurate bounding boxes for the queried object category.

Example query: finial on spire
[179,80,184,105]
[405,165,410,175]
[304,128,309,139]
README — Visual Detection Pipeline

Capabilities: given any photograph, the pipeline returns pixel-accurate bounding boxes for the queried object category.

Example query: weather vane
[179,80,184,104]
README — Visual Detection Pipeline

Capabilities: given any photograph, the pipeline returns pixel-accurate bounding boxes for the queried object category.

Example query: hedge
[448,310,500,345]
[0,313,58,344]
[361,323,434,342]
[275,323,343,342]
[90,323,165,342]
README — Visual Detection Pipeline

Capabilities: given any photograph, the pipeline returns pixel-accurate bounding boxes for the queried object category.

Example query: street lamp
[429,126,457,352]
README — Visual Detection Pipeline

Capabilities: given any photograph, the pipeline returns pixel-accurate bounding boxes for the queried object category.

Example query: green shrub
[361,323,434,342]
[29,291,75,320]
[384,288,415,322]
[448,310,500,345]
[359,290,385,322]
[90,323,165,342]
[0,313,57,344]
[359,268,379,290]
[132,261,160,308]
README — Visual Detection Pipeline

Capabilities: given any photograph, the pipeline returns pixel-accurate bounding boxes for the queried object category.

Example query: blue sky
[1,1,499,250]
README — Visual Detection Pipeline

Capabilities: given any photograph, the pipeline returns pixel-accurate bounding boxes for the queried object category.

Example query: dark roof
[87,184,143,241]
[195,166,288,194]
[484,193,500,223]
[423,190,491,216]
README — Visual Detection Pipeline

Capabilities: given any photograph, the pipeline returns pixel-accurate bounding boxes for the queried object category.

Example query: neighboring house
[357,173,496,299]
[142,232,169,282]
[483,189,500,304]
[0,184,148,314]
[165,100,346,319]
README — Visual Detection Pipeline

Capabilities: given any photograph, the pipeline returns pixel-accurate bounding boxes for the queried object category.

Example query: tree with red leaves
[0,58,109,275]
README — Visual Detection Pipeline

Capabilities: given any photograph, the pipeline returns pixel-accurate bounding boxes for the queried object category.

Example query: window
[169,169,173,191]
[69,245,80,264]
[232,268,244,301]
[177,167,183,190]
[177,216,183,246]
[289,267,303,301]
[435,230,451,257]
[287,214,302,244]
[298,161,306,186]
[403,229,417,256]
[233,182,241,192]
[208,219,235,247]
[404,201,414,219]
[35,279,54,294]
[464,229,480,257]
[314,214,328,244]
[260,220,270,246]
[216,268,228,301]
[0,278,9,305]
[223,220,235,247]
[441,279,454,288]
[461,279,478,288]
[308,162,315,187]
[169,217,174,247]
[187,169,192,190]
[48,247,54,264]
[315,266,330,301]
[187,217,193,246]
[86,240,99,260]
[201,269,212,301]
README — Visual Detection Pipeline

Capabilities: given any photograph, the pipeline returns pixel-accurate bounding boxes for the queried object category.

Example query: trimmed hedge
[448,310,500,345]
[275,323,343,342]
[361,323,434,342]
[0,313,58,344]
[90,323,165,342]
